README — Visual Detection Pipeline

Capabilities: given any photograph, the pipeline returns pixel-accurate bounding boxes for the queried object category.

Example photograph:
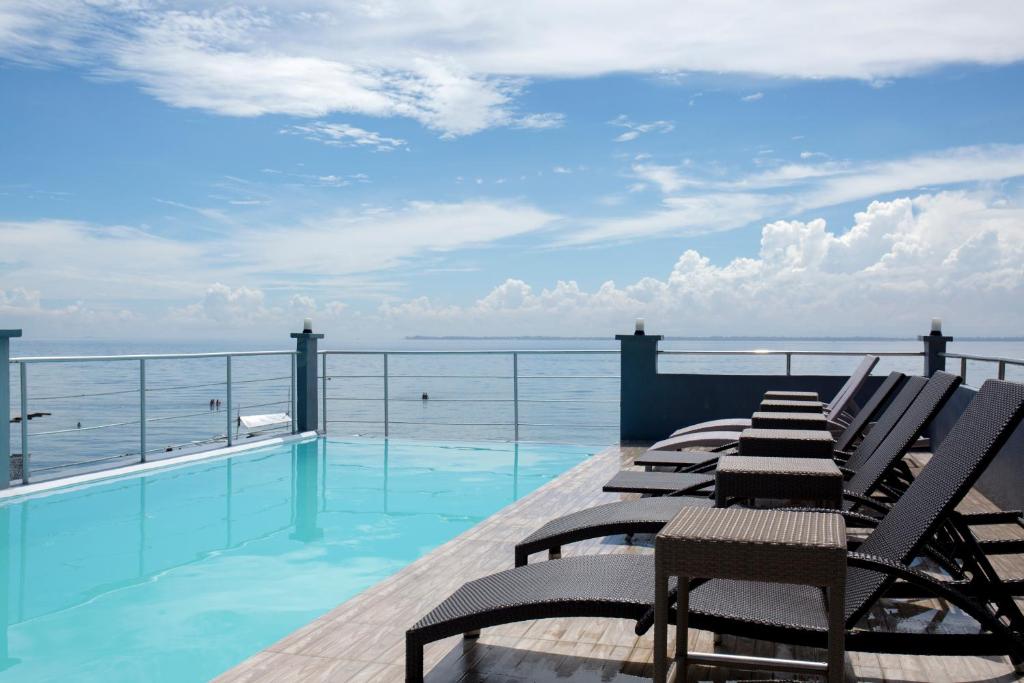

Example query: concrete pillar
[919,322,952,377]
[616,332,663,442]
[290,324,325,434]
[0,330,22,489]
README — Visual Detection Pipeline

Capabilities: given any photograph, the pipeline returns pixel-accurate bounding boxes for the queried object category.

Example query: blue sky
[2,2,1024,340]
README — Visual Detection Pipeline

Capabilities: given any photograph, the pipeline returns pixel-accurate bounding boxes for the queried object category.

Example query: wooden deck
[216,446,1024,682]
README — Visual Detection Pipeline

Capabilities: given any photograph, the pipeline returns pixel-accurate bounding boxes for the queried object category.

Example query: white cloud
[381,191,1024,336]
[3,2,1024,136]
[609,115,675,142]
[563,143,1024,244]
[281,121,406,151]
[741,92,764,102]
[552,166,572,174]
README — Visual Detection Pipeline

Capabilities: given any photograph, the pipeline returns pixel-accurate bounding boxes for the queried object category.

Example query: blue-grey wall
[616,333,1024,509]
[929,384,1024,511]
[617,334,884,442]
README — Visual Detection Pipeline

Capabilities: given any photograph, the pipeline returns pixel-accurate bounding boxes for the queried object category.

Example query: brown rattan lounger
[406,379,1024,683]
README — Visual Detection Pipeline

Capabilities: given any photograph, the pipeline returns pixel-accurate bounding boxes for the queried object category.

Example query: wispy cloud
[281,121,407,151]
[741,92,764,102]
[562,143,1024,244]
[608,115,674,142]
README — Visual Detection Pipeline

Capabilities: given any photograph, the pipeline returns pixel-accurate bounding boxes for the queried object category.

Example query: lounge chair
[602,371,959,497]
[663,355,879,448]
[516,372,955,566]
[635,371,912,473]
[405,379,1024,682]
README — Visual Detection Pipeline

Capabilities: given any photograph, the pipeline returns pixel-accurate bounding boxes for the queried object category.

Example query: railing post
[290,323,324,433]
[226,355,233,447]
[383,353,389,438]
[998,361,1006,381]
[291,355,297,433]
[919,321,952,377]
[139,359,147,462]
[960,356,968,382]
[19,362,28,484]
[0,329,21,488]
[785,353,792,376]
[321,353,327,434]
[616,330,664,442]
[513,352,519,441]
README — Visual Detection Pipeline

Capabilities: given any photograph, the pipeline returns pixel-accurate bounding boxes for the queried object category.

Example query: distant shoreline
[407,335,1024,342]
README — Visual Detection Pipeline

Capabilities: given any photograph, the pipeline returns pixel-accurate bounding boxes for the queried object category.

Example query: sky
[1,1,1024,342]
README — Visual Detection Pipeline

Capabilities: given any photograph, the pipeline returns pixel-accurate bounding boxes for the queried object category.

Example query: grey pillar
[290,327,325,434]
[617,332,663,443]
[919,326,952,377]
[0,330,22,490]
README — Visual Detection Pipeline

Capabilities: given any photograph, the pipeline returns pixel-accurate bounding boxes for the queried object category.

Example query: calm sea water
[7,337,1024,478]
[0,437,593,682]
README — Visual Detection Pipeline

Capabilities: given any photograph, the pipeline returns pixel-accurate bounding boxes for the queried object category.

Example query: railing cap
[0,329,22,338]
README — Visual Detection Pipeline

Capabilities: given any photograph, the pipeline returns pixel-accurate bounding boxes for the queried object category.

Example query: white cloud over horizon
[2,1,1024,137]
[2,190,1022,339]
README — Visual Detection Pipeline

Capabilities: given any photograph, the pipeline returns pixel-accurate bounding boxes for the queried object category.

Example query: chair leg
[464,629,480,639]
[549,546,561,560]
[406,635,423,683]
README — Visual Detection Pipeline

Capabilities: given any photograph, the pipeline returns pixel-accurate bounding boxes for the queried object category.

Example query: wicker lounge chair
[649,364,893,454]
[516,372,955,565]
[664,355,879,444]
[635,372,916,472]
[405,379,1024,682]
[602,372,958,496]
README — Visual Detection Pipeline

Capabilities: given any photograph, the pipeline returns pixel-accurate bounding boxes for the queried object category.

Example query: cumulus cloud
[380,191,1024,336]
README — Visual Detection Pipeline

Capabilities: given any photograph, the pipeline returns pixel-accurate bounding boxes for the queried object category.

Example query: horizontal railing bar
[325,375,384,379]
[148,375,290,393]
[386,374,514,379]
[659,350,924,357]
[519,422,619,428]
[321,350,617,355]
[941,353,1024,366]
[11,350,295,363]
[29,400,289,437]
[31,387,140,401]
[30,419,138,436]
[517,398,619,403]
[518,375,619,379]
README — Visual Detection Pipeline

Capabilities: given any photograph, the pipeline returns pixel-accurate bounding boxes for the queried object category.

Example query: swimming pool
[0,437,593,682]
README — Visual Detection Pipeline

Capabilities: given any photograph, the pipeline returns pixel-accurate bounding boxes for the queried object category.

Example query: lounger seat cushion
[633,450,726,468]
[688,578,829,634]
[671,418,750,437]
[650,431,742,451]
[603,471,714,495]
[516,497,711,565]
[408,555,673,641]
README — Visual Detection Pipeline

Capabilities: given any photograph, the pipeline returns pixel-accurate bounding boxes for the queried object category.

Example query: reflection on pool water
[0,437,592,682]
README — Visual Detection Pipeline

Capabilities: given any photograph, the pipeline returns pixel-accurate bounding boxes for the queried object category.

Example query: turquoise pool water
[0,437,592,682]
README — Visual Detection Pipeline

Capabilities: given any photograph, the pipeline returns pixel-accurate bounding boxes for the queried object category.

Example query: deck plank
[216,446,1024,683]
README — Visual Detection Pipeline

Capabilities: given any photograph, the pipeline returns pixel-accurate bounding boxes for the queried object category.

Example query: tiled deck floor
[216,446,1024,682]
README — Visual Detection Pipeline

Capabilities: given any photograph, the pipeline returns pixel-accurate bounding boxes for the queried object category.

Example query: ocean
[7,337,1024,480]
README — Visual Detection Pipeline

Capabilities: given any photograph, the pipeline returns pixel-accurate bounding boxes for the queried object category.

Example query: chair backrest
[826,355,880,417]
[834,372,907,453]
[842,375,925,471]
[845,379,1024,624]
[845,372,960,495]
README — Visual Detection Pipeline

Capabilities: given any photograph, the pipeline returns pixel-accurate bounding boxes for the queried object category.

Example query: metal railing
[320,350,618,440]
[942,352,1024,384]
[9,350,296,483]
[657,349,924,375]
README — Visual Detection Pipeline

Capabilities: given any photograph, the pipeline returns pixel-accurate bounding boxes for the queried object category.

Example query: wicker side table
[759,399,826,413]
[654,507,846,683]
[715,456,843,508]
[751,411,829,430]
[738,428,835,458]
[764,390,819,401]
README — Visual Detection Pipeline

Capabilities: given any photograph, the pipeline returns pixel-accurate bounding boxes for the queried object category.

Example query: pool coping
[0,430,320,501]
